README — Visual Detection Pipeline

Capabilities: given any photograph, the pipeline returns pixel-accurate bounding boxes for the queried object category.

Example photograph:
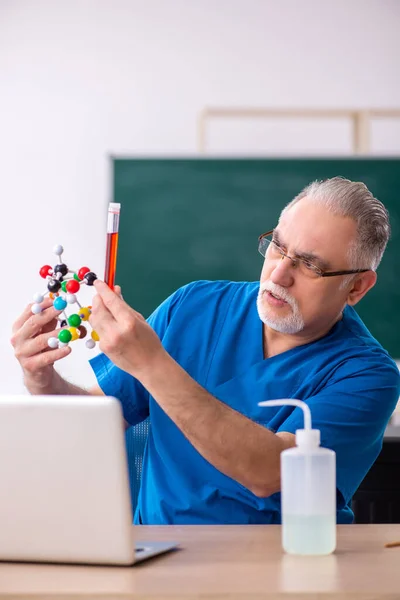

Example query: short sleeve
[276,359,400,511]
[89,283,194,425]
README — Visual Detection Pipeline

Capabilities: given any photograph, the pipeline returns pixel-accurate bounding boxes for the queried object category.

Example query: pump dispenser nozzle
[258,399,320,448]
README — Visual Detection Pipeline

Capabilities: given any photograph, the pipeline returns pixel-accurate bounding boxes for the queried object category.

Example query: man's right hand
[10,298,71,393]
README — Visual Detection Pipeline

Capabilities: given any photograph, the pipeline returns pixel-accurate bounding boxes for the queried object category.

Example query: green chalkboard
[113,158,400,358]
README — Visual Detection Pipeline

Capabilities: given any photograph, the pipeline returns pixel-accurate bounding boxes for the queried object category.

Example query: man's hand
[90,280,166,378]
[11,298,71,392]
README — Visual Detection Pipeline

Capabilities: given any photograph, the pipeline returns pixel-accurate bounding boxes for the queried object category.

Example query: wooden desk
[0,525,399,599]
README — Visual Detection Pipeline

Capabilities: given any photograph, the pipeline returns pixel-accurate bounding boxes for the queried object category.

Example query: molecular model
[32,244,99,350]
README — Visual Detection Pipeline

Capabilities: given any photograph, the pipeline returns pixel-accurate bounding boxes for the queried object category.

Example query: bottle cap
[295,428,320,448]
[108,202,121,213]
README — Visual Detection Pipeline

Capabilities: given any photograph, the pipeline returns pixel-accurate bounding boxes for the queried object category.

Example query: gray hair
[281,176,390,272]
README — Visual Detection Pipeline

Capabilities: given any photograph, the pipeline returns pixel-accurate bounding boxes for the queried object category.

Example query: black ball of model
[84,271,97,286]
[54,263,68,277]
[47,278,62,293]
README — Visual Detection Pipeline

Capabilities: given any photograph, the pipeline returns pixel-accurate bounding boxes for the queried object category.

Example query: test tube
[104,202,121,290]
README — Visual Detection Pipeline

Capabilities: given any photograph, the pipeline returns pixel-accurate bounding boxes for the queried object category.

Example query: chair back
[352,438,400,523]
[125,418,150,514]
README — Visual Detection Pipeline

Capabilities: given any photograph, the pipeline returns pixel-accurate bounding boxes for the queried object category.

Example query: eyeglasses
[258,230,371,279]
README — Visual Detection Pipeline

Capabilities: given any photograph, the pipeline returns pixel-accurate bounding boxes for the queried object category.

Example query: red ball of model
[78,266,90,280]
[39,265,52,279]
[66,280,80,293]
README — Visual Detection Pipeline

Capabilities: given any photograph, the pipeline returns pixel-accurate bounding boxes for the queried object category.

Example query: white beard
[256,282,305,334]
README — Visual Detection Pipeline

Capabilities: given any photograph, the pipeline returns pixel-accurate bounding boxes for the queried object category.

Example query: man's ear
[346,271,377,306]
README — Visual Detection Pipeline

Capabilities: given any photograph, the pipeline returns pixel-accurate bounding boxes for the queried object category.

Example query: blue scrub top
[90,280,400,525]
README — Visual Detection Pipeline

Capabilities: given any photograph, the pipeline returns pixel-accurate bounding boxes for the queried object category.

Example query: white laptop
[0,394,177,565]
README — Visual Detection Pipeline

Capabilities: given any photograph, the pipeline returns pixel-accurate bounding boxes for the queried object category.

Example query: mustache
[259,281,297,309]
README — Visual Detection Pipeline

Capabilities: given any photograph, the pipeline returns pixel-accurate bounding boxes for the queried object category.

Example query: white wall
[1,0,400,393]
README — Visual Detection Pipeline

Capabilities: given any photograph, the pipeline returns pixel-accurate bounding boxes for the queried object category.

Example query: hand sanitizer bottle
[258,399,336,555]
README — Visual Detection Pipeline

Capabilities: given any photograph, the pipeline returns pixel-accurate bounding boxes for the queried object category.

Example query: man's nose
[270,254,295,286]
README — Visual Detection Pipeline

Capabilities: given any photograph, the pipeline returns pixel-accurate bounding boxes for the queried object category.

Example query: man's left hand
[89,280,166,379]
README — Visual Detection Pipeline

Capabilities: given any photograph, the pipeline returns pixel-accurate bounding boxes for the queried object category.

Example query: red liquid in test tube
[104,202,120,290]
